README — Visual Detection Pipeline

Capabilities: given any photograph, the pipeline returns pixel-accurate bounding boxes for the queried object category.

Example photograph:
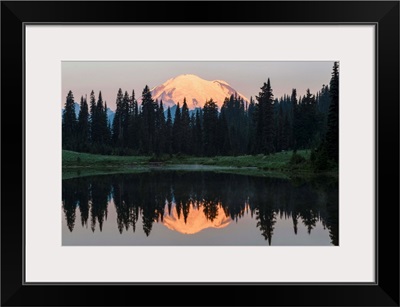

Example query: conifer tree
[103,101,111,148]
[326,61,339,162]
[316,85,331,140]
[180,98,191,154]
[96,91,109,151]
[194,109,203,156]
[172,103,182,154]
[128,90,139,151]
[129,90,136,115]
[165,107,173,155]
[62,90,77,150]
[77,95,89,151]
[202,99,219,156]
[157,100,166,155]
[274,103,284,152]
[140,85,156,154]
[256,78,275,154]
[247,96,257,153]
[89,90,97,146]
[190,113,196,155]
[120,91,130,147]
[301,88,318,148]
[218,108,231,155]
[291,88,301,150]
[112,88,124,147]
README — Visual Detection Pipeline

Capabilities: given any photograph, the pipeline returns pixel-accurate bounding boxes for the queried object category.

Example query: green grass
[62,150,151,167]
[166,151,309,170]
[62,149,319,179]
[63,150,309,169]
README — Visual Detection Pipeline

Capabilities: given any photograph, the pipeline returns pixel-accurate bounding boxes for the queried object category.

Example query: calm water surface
[62,171,338,246]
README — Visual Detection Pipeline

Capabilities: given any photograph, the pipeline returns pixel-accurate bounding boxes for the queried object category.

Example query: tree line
[63,62,339,165]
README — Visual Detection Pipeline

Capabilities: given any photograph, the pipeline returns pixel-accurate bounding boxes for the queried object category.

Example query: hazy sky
[62,61,334,111]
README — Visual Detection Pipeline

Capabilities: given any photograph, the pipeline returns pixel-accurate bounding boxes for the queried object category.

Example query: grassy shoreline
[62,150,337,180]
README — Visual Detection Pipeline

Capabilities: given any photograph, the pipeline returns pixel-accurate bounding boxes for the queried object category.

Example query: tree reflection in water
[62,172,338,245]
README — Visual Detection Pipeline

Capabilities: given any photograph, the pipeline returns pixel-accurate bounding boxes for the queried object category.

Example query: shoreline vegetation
[62,149,338,180]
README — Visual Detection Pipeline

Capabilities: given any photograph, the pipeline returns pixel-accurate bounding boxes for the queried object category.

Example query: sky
[62,61,334,111]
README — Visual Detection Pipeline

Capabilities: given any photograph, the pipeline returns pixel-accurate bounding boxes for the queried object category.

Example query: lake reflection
[62,171,338,246]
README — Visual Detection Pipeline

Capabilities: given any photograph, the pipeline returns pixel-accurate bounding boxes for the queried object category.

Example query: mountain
[162,203,231,235]
[106,108,115,125]
[151,74,248,110]
[61,102,115,125]
[163,105,201,121]
[61,102,80,118]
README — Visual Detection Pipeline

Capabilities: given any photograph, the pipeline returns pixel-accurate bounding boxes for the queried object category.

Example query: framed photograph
[1,1,399,306]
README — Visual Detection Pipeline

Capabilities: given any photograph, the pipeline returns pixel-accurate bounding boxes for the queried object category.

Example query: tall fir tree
[128,89,139,151]
[89,90,97,146]
[291,88,301,150]
[218,107,231,155]
[221,94,248,155]
[157,100,166,155]
[152,99,164,156]
[62,90,77,150]
[326,61,339,162]
[140,85,156,154]
[77,95,89,151]
[274,103,284,152]
[165,107,173,155]
[190,113,196,155]
[247,96,257,153]
[95,91,110,152]
[121,91,130,147]
[202,99,219,156]
[256,78,275,154]
[302,88,318,148]
[172,103,182,154]
[316,84,331,140]
[180,98,191,154]
[129,89,135,115]
[112,88,124,147]
[103,101,111,148]
[194,109,203,156]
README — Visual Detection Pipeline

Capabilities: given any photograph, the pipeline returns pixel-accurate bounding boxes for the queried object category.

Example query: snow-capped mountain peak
[151,74,248,110]
[162,203,231,235]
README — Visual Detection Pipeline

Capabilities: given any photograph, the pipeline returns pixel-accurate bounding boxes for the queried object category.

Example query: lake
[62,170,338,246]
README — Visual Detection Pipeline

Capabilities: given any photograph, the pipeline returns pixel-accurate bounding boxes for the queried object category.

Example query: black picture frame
[1,1,399,306]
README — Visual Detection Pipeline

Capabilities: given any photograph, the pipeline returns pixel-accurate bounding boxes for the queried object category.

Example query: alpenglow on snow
[150,74,249,110]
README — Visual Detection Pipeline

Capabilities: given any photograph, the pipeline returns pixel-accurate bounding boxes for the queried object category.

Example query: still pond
[62,170,338,246]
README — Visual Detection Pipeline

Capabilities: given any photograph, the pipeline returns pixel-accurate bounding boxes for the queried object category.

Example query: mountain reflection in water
[62,171,338,246]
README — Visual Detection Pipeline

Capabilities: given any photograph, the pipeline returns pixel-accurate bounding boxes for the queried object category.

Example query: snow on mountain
[151,74,248,110]
[162,202,231,235]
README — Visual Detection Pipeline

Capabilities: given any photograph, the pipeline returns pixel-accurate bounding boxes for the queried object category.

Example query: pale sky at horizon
[62,61,334,111]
